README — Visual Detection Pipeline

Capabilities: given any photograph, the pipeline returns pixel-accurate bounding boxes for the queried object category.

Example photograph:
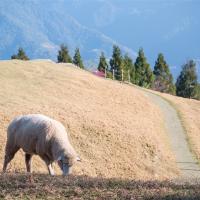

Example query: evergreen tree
[109,45,123,80]
[195,84,200,100]
[11,55,17,59]
[134,48,154,88]
[98,52,108,73]
[73,48,84,69]
[11,48,29,60]
[168,74,176,95]
[153,53,176,94]
[123,54,135,83]
[176,60,198,99]
[57,44,72,63]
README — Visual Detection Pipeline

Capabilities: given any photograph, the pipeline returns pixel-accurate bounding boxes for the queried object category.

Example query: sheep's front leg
[47,163,54,176]
[25,153,33,173]
[44,159,54,176]
[41,155,55,176]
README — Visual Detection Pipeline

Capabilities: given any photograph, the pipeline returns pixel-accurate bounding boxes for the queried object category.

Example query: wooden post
[112,69,114,80]
[105,68,106,78]
[122,69,123,81]
[128,70,130,83]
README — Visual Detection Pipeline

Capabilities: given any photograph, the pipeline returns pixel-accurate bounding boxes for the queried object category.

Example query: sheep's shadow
[0,172,200,199]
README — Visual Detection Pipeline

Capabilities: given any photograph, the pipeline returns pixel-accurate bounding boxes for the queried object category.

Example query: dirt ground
[0,60,178,180]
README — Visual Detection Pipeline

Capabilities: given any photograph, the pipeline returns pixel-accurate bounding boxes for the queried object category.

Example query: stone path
[142,90,200,179]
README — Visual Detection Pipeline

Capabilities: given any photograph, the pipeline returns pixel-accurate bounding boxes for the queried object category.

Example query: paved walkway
[142,90,200,179]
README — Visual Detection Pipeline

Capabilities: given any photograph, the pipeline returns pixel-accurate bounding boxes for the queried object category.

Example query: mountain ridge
[0,0,136,68]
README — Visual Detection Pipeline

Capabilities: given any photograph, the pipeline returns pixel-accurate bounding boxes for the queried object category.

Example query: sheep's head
[57,153,81,176]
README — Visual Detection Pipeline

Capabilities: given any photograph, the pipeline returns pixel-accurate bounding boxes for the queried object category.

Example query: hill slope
[0,60,178,180]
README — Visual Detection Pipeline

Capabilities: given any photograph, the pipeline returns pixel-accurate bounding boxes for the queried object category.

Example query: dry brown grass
[0,60,178,180]
[0,173,199,199]
[154,91,200,161]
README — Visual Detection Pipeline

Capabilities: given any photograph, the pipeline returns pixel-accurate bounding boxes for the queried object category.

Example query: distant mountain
[0,0,136,68]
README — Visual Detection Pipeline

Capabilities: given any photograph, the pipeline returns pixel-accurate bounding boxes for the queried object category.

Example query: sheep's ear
[76,156,81,162]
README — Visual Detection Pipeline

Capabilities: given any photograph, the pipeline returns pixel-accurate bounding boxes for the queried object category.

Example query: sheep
[3,114,80,176]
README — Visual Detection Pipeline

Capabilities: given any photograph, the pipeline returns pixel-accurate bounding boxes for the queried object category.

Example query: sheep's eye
[57,160,63,168]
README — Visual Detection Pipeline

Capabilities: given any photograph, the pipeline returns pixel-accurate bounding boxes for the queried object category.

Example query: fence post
[105,68,106,79]
[121,69,123,82]
[128,70,130,83]
[112,69,114,80]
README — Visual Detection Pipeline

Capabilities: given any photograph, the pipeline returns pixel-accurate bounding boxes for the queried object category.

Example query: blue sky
[65,0,200,78]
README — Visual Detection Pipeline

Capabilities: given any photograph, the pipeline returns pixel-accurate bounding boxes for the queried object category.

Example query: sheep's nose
[62,164,72,176]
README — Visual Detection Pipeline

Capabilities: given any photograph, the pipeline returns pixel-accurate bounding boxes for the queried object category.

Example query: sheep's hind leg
[25,153,33,173]
[3,155,13,172]
[3,147,19,172]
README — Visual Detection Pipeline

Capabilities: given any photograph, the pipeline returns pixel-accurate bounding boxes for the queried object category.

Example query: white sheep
[3,114,80,175]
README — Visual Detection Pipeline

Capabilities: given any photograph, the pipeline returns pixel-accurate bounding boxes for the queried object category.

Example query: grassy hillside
[0,60,178,180]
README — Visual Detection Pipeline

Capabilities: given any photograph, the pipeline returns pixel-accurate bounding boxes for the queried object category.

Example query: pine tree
[57,44,72,63]
[176,60,198,99]
[11,48,29,60]
[123,54,135,83]
[11,55,17,59]
[195,84,200,100]
[73,48,84,69]
[153,53,176,94]
[168,74,176,95]
[134,48,154,88]
[109,45,123,80]
[98,52,108,73]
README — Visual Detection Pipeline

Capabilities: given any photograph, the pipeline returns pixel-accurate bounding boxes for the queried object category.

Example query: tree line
[10,44,200,100]
[98,45,199,100]
[11,44,84,69]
